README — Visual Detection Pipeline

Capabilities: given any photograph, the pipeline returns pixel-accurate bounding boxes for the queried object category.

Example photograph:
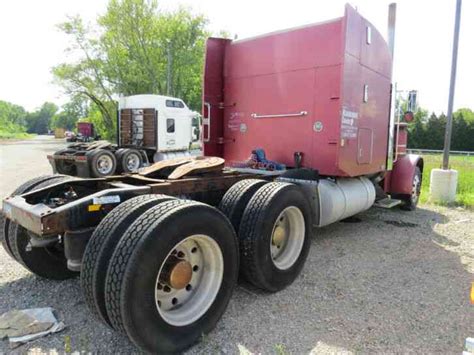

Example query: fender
[389,154,424,195]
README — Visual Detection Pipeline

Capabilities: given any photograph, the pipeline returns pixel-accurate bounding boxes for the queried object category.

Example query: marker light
[404,111,414,122]
[470,282,474,304]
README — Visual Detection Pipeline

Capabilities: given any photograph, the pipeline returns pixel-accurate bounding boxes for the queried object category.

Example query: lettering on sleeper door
[341,107,359,139]
[228,112,244,132]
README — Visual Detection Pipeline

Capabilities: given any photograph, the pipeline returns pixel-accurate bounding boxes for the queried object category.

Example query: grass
[0,128,35,139]
[419,154,474,209]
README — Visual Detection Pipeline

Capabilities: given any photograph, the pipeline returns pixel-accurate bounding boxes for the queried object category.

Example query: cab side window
[165,100,185,108]
[166,118,175,133]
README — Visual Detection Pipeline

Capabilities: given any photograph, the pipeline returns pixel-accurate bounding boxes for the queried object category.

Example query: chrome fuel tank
[317,177,375,227]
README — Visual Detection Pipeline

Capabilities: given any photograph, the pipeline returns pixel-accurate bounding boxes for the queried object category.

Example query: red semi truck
[1,5,421,353]
[65,122,98,142]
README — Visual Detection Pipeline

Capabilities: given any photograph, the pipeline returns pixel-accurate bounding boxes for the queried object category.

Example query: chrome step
[374,197,402,209]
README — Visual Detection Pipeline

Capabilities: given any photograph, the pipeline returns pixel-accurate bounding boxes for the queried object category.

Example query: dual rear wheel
[81,196,239,353]
[219,180,312,292]
[86,148,143,177]
[3,175,311,353]
[81,179,311,353]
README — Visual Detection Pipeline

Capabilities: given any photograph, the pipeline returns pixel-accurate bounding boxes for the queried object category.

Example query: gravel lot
[0,137,473,354]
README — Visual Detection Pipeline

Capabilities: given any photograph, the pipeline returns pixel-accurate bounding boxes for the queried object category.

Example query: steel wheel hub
[270,206,305,270]
[155,235,223,326]
[97,155,113,174]
[126,154,140,171]
[167,259,193,290]
[272,226,286,246]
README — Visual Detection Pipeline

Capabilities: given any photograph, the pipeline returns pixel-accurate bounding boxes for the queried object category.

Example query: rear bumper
[2,181,150,236]
[2,196,49,236]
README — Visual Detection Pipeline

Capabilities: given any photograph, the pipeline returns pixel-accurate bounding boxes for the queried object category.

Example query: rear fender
[389,154,423,195]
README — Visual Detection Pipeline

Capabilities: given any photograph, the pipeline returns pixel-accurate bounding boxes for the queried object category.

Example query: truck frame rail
[3,171,258,237]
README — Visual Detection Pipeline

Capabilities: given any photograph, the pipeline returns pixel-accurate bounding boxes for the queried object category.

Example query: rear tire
[117,149,143,173]
[104,200,239,353]
[239,182,312,292]
[218,179,268,232]
[54,149,77,176]
[81,194,175,327]
[113,148,127,174]
[88,149,117,177]
[7,176,78,280]
[400,167,422,211]
[1,175,69,260]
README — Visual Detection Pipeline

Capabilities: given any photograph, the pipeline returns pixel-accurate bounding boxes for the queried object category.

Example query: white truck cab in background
[50,94,201,178]
[118,94,201,162]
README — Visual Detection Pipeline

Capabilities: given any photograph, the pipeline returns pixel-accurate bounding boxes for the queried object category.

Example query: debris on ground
[0,308,65,348]
[465,337,474,355]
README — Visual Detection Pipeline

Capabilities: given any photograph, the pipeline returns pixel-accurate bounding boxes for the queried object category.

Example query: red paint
[395,124,408,155]
[203,5,393,177]
[389,154,423,195]
[77,122,94,138]
[202,38,230,157]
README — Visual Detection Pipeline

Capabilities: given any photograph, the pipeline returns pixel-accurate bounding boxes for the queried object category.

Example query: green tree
[455,108,474,123]
[53,0,209,140]
[452,110,474,151]
[424,113,446,150]
[407,108,428,148]
[51,97,89,130]
[26,102,58,134]
[407,108,474,151]
[52,16,116,133]
[0,101,28,130]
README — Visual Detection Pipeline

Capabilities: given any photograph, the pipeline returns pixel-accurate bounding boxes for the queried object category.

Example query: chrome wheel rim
[96,155,113,175]
[155,235,224,326]
[412,174,421,204]
[270,206,305,270]
[126,153,140,171]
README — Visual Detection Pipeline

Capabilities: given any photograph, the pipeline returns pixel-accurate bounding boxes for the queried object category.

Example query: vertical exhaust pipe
[386,3,397,170]
[387,3,397,64]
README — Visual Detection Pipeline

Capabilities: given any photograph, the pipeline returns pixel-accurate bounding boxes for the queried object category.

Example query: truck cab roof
[118,94,189,111]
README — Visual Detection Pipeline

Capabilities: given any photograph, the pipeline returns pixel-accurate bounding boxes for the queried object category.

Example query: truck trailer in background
[2,4,422,353]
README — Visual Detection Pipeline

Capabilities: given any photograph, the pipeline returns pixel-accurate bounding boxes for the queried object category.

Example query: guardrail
[407,148,473,156]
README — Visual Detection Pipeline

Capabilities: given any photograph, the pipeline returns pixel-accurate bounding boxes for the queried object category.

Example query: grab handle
[203,102,211,142]
[251,111,308,119]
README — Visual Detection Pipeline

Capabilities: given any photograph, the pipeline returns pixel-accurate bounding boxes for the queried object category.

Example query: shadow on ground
[0,206,472,353]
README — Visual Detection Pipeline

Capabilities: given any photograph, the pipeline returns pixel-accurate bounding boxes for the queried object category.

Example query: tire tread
[105,199,194,332]
[239,182,289,288]
[81,194,174,326]
[218,179,267,231]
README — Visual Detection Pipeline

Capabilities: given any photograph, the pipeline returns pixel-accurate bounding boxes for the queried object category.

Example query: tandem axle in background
[49,94,201,178]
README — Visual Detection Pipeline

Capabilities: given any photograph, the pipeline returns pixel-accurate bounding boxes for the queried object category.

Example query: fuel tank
[317,176,375,227]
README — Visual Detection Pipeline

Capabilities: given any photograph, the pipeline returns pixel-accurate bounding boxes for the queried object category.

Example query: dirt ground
[0,137,473,354]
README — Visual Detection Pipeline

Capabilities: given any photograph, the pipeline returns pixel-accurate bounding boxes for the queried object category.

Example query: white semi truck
[49,94,200,177]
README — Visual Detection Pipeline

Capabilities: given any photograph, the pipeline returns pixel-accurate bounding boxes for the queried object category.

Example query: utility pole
[431,0,462,203]
[442,0,462,169]
[166,40,172,96]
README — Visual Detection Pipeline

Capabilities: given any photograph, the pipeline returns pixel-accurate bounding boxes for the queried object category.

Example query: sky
[0,0,472,114]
